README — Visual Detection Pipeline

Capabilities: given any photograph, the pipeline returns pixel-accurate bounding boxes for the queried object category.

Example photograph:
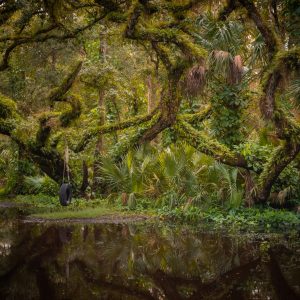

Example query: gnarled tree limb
[175,119,250,169]
[74,108,159,153]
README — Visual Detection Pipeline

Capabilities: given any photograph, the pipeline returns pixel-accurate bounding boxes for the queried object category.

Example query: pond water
[0,210,299,300]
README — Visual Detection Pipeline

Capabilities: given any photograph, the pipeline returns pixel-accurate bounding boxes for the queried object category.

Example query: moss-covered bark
[48,62,82,103]
[218,0,300,203]
[110,112,161,160]
[0,65,83,191]
[0,93,17,136]
[257,142,300,202]
[180,105,212,125]
[175,119,249,169]
[74,109,158,153]
[93,88,106,195]
[260,48,300,121]
[255,48,300,202]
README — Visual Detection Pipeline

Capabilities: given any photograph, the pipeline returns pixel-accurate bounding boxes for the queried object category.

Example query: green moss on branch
[124,1,207,62]
[74,110,158,153]
[110,113,160,160]
[0,93,17,118]
[0,93,18,136]
[261,47,300,90]
[60,95,82,127]
[260,48,300,121]
[0,119,15,135]
[175,119,249,169]
[179,105,212,124]
[48,61,82,103]
[257,142,300,202]
[274,107,300,141]
[238,0,279,55]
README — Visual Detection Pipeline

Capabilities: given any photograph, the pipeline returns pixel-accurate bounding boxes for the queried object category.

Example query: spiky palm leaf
[286,79,300,104]
[195,13,244,54]
[210,163,243,207]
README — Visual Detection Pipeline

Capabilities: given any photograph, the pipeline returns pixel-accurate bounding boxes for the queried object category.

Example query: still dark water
[0,212,299,299]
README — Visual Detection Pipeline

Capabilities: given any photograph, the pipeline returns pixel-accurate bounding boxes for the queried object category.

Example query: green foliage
[99,144,246,208]
[195,12,244,54]
[235,143,271,172]
[158,206,300,232]
[22,176,59,196]
[0,141,23,195]
[286,79,300,103]
[0,93,17,118]
[210,163,243,208]
[162,127,177,147]
[272,163,300,203]
[236,142,300,204]
[128,193,137,210]
[283,0,300,46]
[4,193,299,233]
[210,83,249,147]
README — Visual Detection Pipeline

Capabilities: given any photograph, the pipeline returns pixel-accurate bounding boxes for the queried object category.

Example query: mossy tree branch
[218,0,239,21]
[0,64,83,187]
[35,63,83,148]
[255,48,300,200]
[74,108,158,153]
[179,105,212,125]
[256,142,300,202]
[48,62,82,103]
[110,112,161,161]
[239,0,279,55]
[0,94,66,185]
[0,93,18,137]
[217,0,300,202]
[256,48,300,202]
[0,12,107,71]
[260,47,300,121]
[124,1,207,61]
[175,119,250,170]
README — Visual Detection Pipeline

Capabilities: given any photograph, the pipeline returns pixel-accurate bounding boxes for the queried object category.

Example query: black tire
[59,183,72,206]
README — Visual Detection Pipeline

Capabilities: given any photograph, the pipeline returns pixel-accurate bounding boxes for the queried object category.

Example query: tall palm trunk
[92,33,107,195]
[146,75,156,114]
[92,87,106,195]
[146,74,160,144]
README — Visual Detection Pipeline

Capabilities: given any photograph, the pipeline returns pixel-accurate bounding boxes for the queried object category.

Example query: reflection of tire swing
[59,144,72,206]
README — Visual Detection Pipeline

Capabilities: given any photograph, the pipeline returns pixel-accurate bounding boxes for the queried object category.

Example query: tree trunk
[241,170,255,207]
[91,32,108,195]
[92,89,106,194]
[138,74,181,144]
[80,160,89,195]
[256,142,300,202]
[110,96,120,143]
[146,74,158,114]
[146,74,160,145]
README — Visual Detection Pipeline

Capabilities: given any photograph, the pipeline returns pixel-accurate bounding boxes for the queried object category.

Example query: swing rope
[62,143,70,184]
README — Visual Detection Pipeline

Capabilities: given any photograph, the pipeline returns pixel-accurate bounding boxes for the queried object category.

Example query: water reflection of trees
[0,221,299,300]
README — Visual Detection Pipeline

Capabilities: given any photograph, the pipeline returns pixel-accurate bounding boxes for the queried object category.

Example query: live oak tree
[0,0,299,203]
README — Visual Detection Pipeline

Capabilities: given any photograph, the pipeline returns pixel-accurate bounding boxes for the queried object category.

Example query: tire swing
[59,144,72,206]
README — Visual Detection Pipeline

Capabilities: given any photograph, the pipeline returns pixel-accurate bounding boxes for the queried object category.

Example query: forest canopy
[0,0,300,208]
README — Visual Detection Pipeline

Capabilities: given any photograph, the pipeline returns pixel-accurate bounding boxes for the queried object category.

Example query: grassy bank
[0,194,299,232]
[0,194,154,220]
[157,206,300,232]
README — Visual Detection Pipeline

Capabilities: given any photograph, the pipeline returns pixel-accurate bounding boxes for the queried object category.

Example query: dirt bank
[23,214,151,224]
